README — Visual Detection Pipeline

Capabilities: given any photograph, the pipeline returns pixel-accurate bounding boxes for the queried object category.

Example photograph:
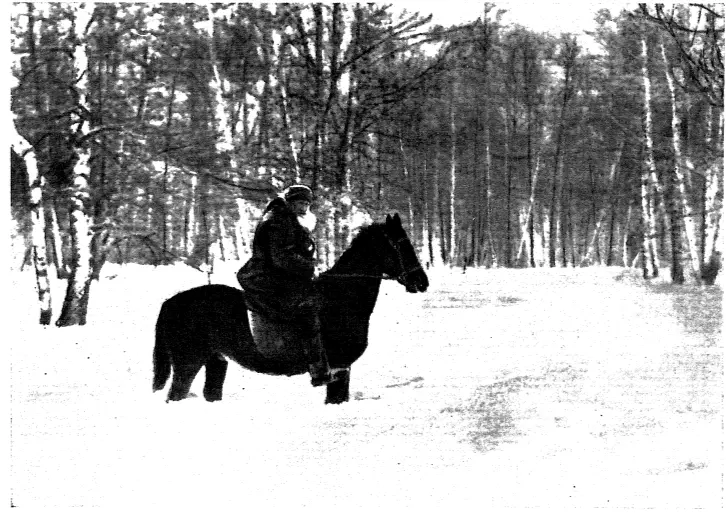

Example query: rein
[318,272,397,281]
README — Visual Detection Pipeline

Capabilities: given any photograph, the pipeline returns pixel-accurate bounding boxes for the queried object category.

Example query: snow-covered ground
[8,262,723,513]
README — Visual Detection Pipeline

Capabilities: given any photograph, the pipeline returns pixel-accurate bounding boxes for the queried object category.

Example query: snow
[8,263,724,513]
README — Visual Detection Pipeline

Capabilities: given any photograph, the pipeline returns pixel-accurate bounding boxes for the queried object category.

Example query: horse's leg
[325,368,350,404]
[203,353,228,402]
[167,363,203,402]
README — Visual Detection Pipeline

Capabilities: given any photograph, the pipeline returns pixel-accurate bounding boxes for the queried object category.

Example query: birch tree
[399,132,416,239]
[516,146,543,265]
[12,130,52,325]
[581,140,624,266]
[549,36,578,267]
[205,4,236,167]
[661,39,702,282]
[448,86,457,266]
[638,36,660,279]
[56,3,97,326]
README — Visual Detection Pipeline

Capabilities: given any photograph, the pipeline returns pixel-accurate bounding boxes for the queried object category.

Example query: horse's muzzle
[400,268,429,293]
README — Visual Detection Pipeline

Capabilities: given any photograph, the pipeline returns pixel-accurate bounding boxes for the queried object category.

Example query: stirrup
[310,371,332,387]
[312,367,349,386]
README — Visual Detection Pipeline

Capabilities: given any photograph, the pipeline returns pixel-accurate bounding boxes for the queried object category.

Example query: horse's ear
[393,213,401,225]
[386,214,392,225]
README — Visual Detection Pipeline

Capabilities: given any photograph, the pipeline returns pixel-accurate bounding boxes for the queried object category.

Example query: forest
[9,2,724,326]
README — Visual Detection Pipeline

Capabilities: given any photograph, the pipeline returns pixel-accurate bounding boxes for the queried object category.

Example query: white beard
[297,211,317,232]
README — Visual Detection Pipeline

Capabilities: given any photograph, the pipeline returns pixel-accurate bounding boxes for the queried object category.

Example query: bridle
[383,232,424,285]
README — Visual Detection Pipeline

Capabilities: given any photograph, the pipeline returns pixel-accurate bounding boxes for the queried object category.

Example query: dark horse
[153,213,429,404]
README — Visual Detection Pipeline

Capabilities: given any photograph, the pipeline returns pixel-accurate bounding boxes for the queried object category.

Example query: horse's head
[379,213,429,293]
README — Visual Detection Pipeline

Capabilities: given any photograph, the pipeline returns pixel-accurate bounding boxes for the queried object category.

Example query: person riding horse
[236,184,332,387]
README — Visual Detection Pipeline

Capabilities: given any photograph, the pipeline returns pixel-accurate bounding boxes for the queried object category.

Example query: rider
[237,184,332,387]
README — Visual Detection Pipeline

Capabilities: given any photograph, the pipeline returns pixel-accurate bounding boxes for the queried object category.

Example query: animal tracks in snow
[385,376,424,389]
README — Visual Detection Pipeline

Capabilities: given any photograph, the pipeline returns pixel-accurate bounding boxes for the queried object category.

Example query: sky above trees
[399,0,635,49]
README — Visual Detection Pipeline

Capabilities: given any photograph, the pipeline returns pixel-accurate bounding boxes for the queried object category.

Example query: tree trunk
[399,133,416,241]
[623,202,634,267]
[484,116,497,267]
[500,106,513,268]
[273,38,301,181]
[186,172,210,269]
[434,146,447,264]
[701,163,723,284]
[234,198,252,261]
[549,40,576,268]
[701,103,723,285]
[661,40,702,282]
[48,199,69,278]
[162,68,178,258]
[472,104,483,266]
[205,4,236,166]
[606,212,618,266]
[567,175,577,266]
[640,37,660,279]
[449,97,457,266]
[561,164,570,267]
[56,3,96,327]
[665,164,686,283]
[56,152,95,326]
[423,159,435,267]
[516,146,542,265]
[12,134,52,325]
[581,140,624,266]
[527,120,537,268]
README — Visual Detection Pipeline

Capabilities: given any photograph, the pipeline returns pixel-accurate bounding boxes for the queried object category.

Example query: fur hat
[284,184,313,203]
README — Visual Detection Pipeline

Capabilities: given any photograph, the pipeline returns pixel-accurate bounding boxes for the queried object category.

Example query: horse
[153,213,429,404]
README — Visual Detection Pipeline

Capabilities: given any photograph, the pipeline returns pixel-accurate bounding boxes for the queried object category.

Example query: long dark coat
[237,198,316,320]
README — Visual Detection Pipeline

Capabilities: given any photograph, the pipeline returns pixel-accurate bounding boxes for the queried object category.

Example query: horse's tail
[153,300,173,392]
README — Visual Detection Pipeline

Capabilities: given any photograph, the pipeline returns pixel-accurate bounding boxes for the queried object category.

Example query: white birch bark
[702,165,723,278]
[12,131,52,324]
[516,149,542,263]
[271,33,301,182]
[399,135,416,239]
[449,100,457,266]
[234,198,253,262]
[186,174,197,256]
[581,140,624,266]
[204,5,235,165]
[661,41,702,282]
[485,128,497,267]
[701,105,723,284]
[56,3,96,326]
[640,37,660,278]
[49,204,66,276]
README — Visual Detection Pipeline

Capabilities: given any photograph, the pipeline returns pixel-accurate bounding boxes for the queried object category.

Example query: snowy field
[8,262,724,513]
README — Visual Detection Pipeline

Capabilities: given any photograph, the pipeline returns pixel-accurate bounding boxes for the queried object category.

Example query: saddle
[247,310,308,364]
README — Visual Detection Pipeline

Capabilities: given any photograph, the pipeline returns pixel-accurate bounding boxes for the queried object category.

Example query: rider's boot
[308,333,332,387]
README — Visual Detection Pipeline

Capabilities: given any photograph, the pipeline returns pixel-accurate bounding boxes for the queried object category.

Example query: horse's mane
[349,221,385,246]
[322,221,386,274]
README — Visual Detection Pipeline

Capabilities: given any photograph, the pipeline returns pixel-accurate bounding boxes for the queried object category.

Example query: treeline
[10,3,724,326]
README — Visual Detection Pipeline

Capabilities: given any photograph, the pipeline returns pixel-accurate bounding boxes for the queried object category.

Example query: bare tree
[639,3,724,107]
